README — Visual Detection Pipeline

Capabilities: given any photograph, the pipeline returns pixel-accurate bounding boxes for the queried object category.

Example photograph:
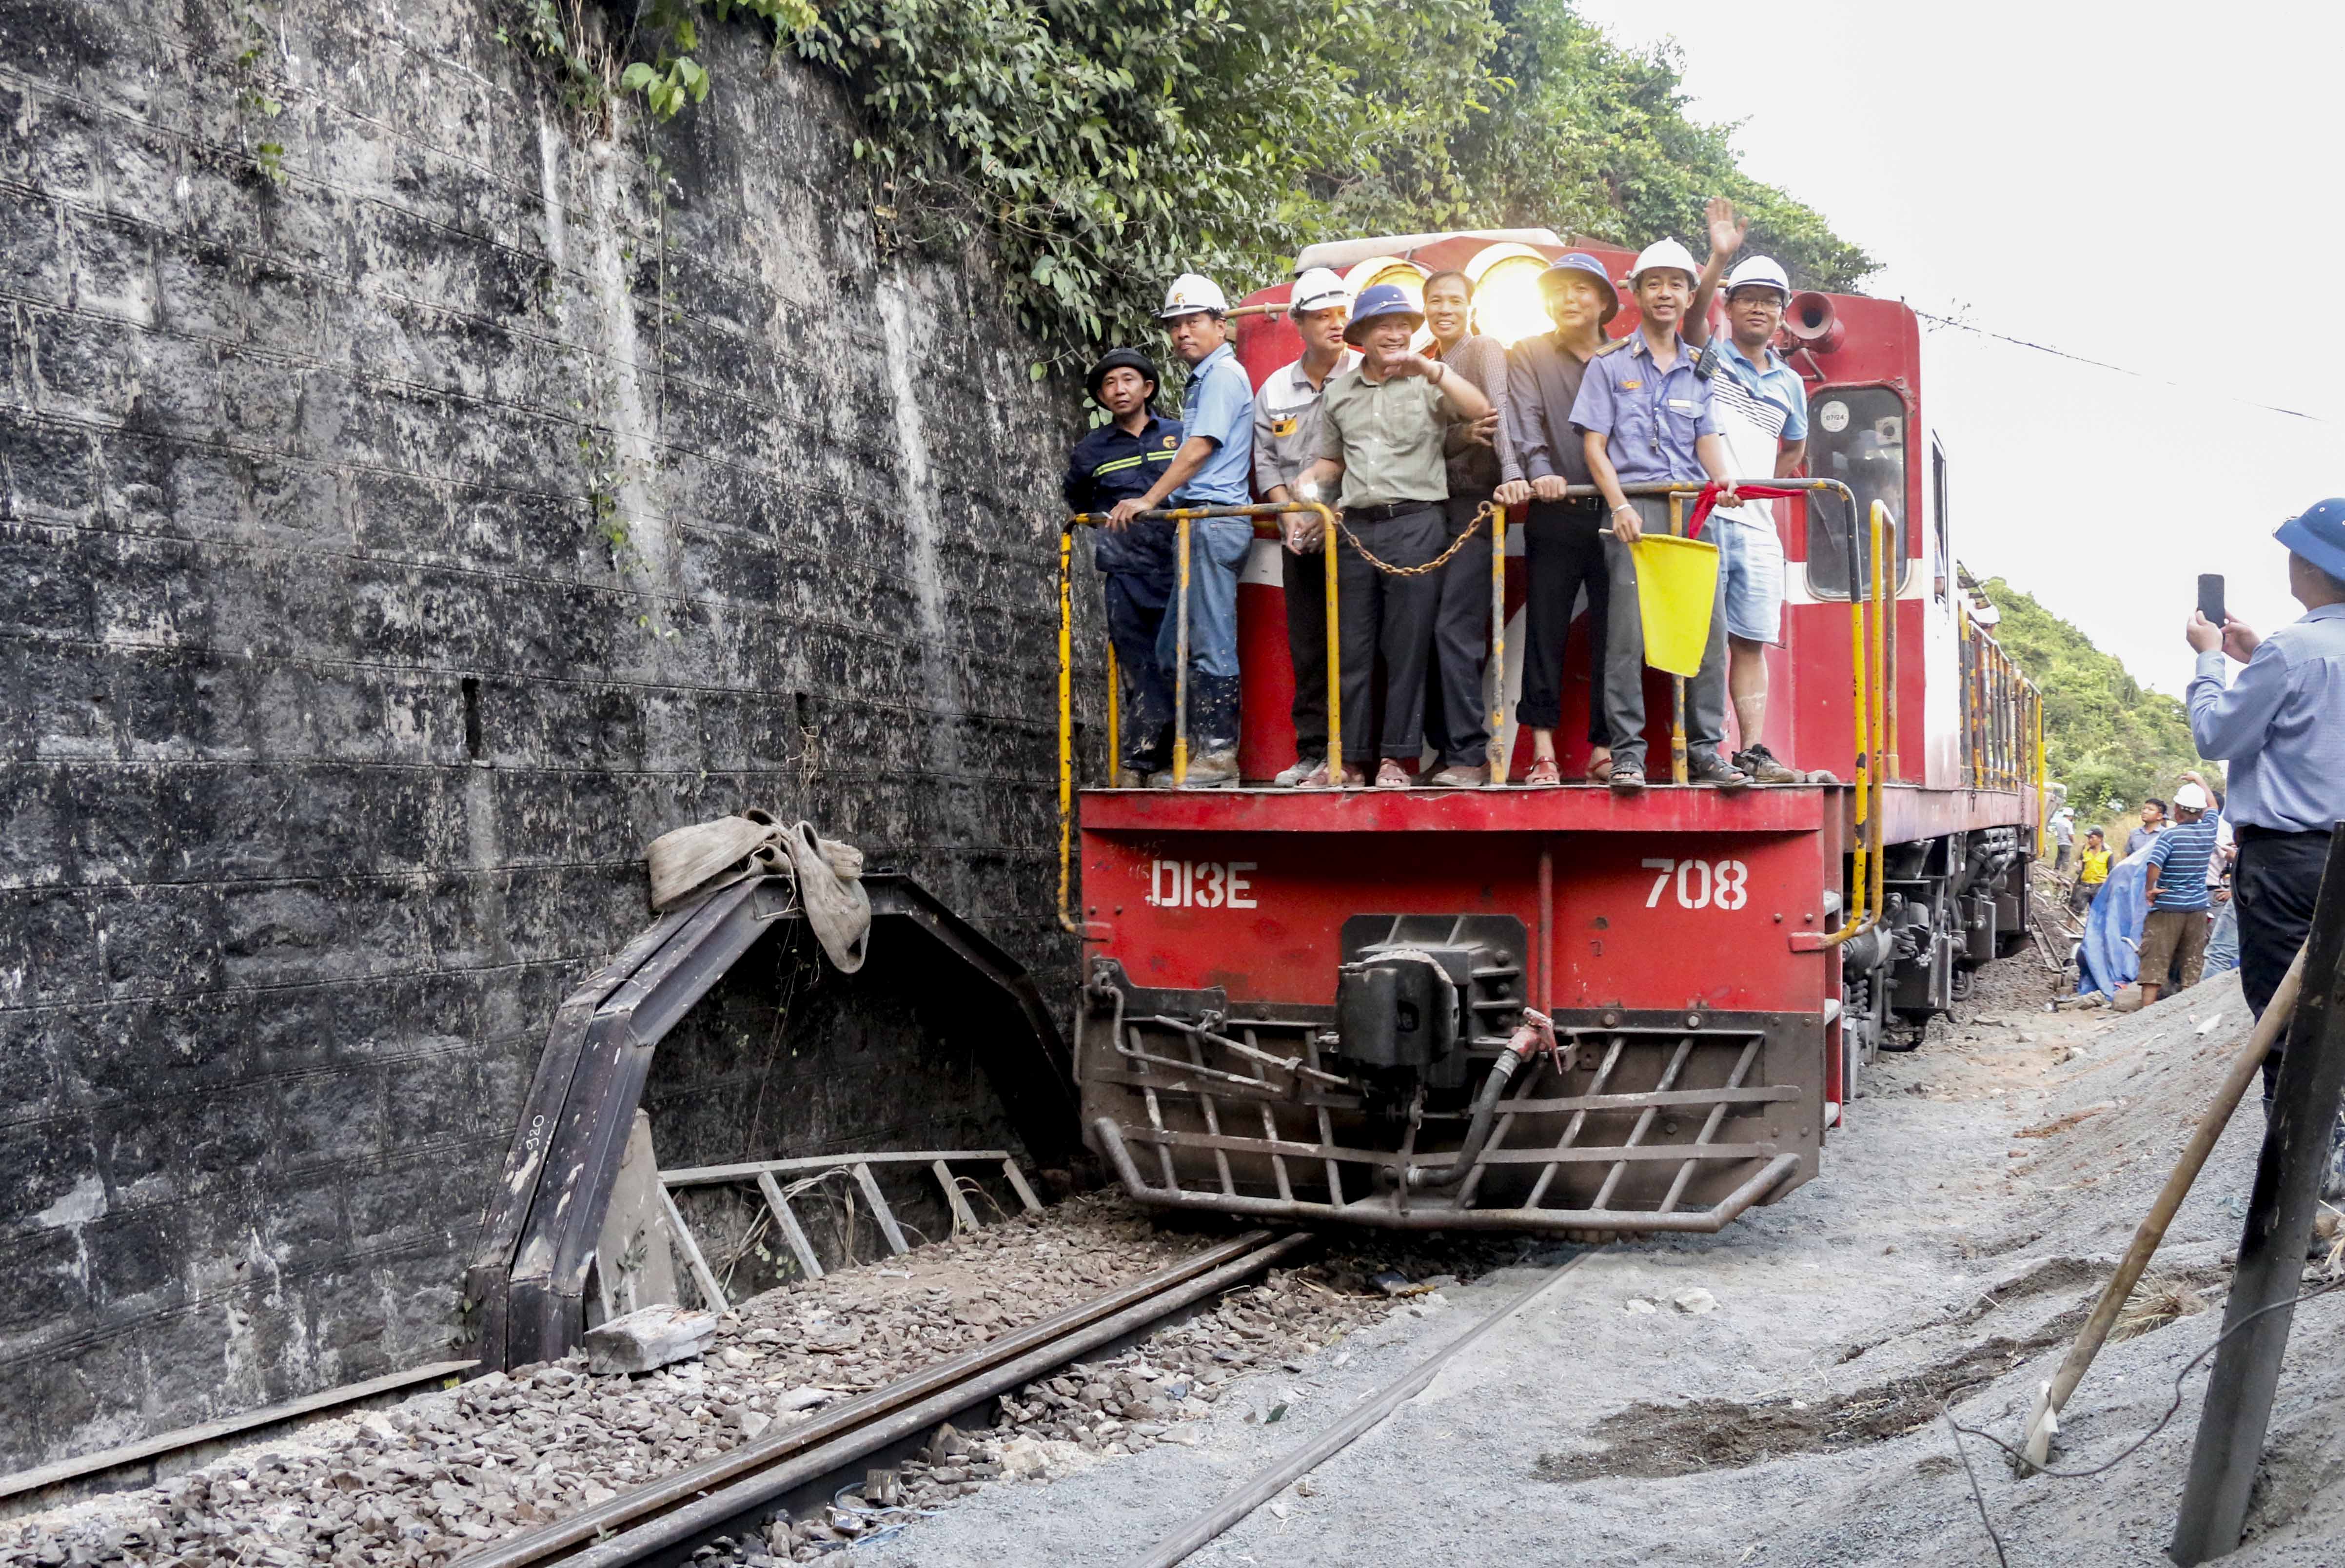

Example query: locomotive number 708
[1641,858,1750,911]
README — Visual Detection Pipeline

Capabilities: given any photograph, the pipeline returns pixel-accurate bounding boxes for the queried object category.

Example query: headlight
[1465,244,1556,347]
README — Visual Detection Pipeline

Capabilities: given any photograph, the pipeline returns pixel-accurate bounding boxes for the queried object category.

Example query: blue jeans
[1154,516,1252,681]
[2204,893,2240,976]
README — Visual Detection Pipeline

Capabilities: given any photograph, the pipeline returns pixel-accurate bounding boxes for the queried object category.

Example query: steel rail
[457,1230,1312,1568]
[1127,1251,1595,1568]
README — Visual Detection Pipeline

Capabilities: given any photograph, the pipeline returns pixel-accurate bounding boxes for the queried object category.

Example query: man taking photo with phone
[2186,498,2345,1187]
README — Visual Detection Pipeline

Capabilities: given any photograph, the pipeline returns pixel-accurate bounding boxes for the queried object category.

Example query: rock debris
[4,1195,1519,1568]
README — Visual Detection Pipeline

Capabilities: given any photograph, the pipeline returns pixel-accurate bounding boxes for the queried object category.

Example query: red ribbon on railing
[1683,482,1811,542]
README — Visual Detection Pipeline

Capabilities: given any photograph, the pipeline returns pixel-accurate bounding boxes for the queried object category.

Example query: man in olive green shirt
[1295,283,1492,788]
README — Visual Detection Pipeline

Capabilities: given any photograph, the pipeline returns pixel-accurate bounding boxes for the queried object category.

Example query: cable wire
[1910,308,2334,425]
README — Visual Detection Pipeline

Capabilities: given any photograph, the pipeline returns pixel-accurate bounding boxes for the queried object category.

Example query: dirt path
[854,959,2345,1567]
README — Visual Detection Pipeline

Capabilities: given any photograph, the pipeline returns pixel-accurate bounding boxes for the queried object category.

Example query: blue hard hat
[1540,253,1620,325]
[2276,498,2345,584]
[1342,282,1423,345]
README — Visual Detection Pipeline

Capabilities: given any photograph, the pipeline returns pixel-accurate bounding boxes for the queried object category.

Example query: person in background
[2138,781,2220,1003]
[1418,269,1518,787]
[2204,817,2240,976]
[1500,254,1623,786]
[2050,803,2075,873]
[2126,799,2167,856]
[1253,267,1358,788]
[1682,198,1807,784]
[1296,283,1494,788]
[1063,348,1180,780]
[1110,274,1258,787]
[2187,497,2345,1191]
[2073,828,2112,914]
[1572,238,1750,793]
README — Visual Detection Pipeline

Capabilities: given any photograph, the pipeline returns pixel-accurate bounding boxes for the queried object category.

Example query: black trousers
[1426,493,1495,769]
[1516,497,1610,744]
[1282,544,1330,756]
[2237,828,2331,1102]
[1338,505,1444,764]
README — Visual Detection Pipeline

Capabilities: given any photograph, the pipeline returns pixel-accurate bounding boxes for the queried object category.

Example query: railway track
[456,1228,1314,1568]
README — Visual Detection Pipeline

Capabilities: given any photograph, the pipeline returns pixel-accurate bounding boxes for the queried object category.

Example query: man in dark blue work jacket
[1064,348,1180,779]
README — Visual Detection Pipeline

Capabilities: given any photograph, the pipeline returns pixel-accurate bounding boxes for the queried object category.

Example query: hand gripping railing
[1056,502,1336,935]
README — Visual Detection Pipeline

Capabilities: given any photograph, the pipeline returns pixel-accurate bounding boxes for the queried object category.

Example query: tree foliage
[785,0,1870,363]
[1978,577,2206,823]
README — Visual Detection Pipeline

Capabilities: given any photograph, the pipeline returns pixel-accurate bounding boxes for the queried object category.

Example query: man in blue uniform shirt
[1063,348,1180,781]
[1571,237,1749,793]
[2187,496,2345,1186]
[1110,273,1257,786]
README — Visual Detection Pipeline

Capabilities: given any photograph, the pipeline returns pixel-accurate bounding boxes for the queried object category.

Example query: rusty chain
[1326,499,1501,577]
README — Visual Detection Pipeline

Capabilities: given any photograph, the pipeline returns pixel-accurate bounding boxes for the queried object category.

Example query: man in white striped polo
[1687,198,1810,784]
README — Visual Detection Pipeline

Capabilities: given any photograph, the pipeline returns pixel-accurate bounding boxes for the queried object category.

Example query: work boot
[1733,743,1800,785]
[1176,674,1241,788]
[1181,747,1240,787]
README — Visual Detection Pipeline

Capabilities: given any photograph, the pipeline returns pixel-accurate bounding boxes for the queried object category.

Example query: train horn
[1782,290,1845,355]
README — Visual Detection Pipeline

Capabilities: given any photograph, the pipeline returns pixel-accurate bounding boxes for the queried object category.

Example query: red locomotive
[1055,229,2044,1235]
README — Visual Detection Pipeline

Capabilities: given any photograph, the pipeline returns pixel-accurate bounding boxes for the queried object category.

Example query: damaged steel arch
[463,873,1078,1373]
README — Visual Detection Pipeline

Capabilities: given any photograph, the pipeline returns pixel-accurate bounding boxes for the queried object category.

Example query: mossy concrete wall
[0,0,1082,1470]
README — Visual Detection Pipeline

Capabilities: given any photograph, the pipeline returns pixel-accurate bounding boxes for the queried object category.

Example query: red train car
[1058,229,2044,1235]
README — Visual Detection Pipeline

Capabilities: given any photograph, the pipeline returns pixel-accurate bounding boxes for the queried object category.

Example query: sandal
[1608,762,1647,794]
[1522,757,1561,788]
[1375,759,1413,789]
[1586,749,1613,784]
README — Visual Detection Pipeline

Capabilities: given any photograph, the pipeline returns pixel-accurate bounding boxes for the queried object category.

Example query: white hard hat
[1289,266,1349,317]
[1625,237,1701,286]
[1158,273,1229,319]
[1724,255,1792,297]
[2174,782,2212,811]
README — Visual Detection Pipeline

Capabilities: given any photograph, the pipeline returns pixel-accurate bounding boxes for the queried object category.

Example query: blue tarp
[2077,850,2151,996]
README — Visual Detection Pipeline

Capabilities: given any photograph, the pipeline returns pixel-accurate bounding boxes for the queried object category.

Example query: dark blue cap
[1540,253,1620,325]
[1343,282,1424,345]
[2275,498,2345,583]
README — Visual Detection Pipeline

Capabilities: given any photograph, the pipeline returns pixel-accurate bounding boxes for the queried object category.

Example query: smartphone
[2198,573,2226,626]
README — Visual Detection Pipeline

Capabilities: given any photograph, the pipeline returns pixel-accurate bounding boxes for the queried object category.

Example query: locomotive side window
[1805,386,1910,599]
[1931,434,1952,601]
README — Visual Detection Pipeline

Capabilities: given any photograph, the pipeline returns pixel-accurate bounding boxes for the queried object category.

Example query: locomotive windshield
[1805,386,1910,598]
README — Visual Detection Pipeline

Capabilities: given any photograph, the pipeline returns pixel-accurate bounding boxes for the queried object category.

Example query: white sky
[1567,0,2345,694]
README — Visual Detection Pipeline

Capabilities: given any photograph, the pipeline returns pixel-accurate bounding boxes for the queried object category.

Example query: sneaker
[1688,757,1752,791]
[1608,763,1646,794]
[1272,759,1320,788]
[1733,744,1800,785]
[1375,759,1413,789]
[1428,764,1487,788]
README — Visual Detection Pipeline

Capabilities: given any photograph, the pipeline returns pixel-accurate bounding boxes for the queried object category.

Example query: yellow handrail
[1056,525,1078,934]
[1057,501,1338,933]
[1487,502,1508,784]
[1810,490,1889,949]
